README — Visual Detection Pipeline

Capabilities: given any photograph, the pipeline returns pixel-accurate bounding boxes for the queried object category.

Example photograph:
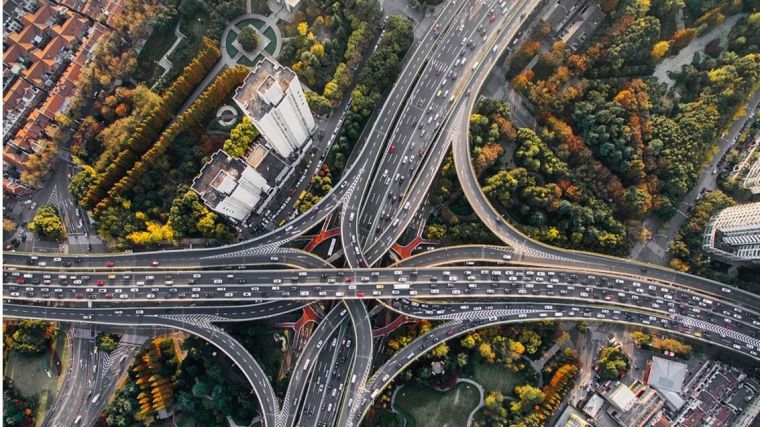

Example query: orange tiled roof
[13,109,53,151]
[3,145,30,170]
[21,2,61,27]
[4,43,27,65]
[3,78,37,112]
[53,15,89,40]
[3,177,31,194]
[7,24,40,47]
[40,93,65,118]
[22,58,54,86]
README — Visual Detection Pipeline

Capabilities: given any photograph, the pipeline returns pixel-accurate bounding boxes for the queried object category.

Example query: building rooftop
[648,357,688,393]
[233,57,297,122]
[582,393,605,418]
[246,144,287,184]
[192,150,252,210]
[603,382,637,412]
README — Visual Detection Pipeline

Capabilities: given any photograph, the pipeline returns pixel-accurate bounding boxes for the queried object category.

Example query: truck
[92,393,101,404]
[393,284,410,290]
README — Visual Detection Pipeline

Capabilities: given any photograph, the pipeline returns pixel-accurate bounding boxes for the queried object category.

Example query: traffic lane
[359,1,497,241]
[340,0,474,266]
[282,305,348,426]
[362,0,535,260]
[6,265,760,321]
[7,279,760,358]
[336,300,373,426]
[353,304,759,426]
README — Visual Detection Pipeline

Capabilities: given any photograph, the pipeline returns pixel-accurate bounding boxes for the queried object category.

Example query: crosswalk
[676,315,760,349]
[157,314,230,329]
[440,308,544,320]
[204,242,294,259]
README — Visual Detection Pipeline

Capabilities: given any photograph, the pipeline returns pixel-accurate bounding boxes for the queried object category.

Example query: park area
[4,328,66,424]
[393,382,481,427]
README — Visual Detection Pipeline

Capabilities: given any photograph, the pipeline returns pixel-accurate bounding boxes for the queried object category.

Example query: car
[389,145,395,154]
[96,280,105,286]
[150,260,160,266]
[357,291,365,297]
[105,261,115,267]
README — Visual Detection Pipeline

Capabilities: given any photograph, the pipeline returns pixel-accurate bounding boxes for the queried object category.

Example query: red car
[357,291,365,297]
[104,293,114,299]
[389,145,395,154]
[75,293,84,299]
[105,261,115,267]
[96,280,105,286]
[16,278,25,284]
[346,276,353,282]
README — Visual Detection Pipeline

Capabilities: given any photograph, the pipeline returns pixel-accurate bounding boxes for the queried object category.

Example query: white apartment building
[191,150,272,222]
[233,57,315,159]
[703,202,760,264]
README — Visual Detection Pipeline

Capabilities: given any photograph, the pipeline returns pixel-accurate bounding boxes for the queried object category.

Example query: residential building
[191,150,273,222]
[2,0,116,195]
[671,361,757,427]
[742,154,760,194]
[233,57,316,159]
[702,202,760,264]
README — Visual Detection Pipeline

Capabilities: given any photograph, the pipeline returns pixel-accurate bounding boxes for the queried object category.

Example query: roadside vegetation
[367,320,579,427]
[490,0,760,256]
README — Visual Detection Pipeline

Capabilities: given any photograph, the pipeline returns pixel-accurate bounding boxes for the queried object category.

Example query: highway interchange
[4,0,760,426]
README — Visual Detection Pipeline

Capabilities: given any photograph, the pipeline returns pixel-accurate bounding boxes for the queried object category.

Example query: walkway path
[652,14,745,88]
[221,13,283,67]
[390,379,485,427]
[153,22,187,90]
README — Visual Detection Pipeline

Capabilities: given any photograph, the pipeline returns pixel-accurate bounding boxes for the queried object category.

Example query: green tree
[237,26,259,52]
[596,345,629,380]
[96,332,120,353]
[29,205,65,239]
[223,116,259,157]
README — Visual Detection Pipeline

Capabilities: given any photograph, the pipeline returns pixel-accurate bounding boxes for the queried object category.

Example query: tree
[430,343,449,358]
[29,205,65,239]
[223,116,259,157]
[479,342,497,362]
[630,331,651,347]
[237,26,259,52]
[651,40,670,59]
[97,332,120,353]
[3,218,17,234]
[596,345,629,380]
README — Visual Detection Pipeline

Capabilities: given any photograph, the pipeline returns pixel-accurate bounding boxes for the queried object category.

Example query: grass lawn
[468,362,522,396]
[394,383,480,427]
[239,54,260,67]
[263,27,277,55]
[135,15,180,83]
[225,30,241,58]
[5,330,65,426]
[238,17,266,29]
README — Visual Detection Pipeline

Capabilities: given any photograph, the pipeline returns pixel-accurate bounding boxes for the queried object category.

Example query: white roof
[649,357,688,393]
[582,393,605,418]
[606,383,636,412]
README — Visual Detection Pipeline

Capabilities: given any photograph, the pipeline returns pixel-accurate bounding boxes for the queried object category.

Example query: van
[420,130,426,137]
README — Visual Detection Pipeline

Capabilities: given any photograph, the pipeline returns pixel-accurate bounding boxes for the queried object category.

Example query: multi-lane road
[5,0,760,426]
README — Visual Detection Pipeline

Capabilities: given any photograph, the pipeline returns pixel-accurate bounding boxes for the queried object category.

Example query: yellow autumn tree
[431,343,449,358]
[651,41,670,59]
[297,22,308,36]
